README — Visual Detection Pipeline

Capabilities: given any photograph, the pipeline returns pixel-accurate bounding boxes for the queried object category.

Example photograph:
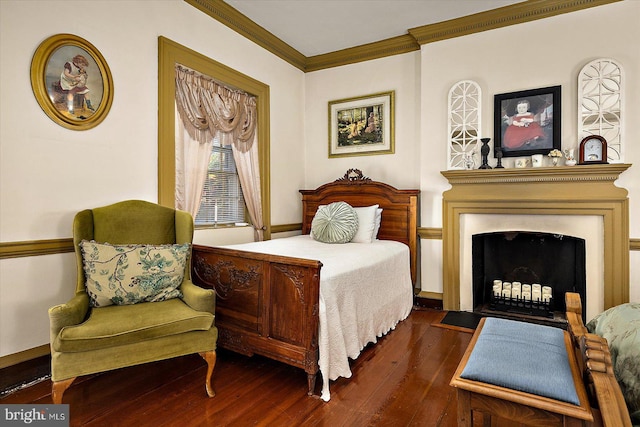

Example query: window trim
[158,36,271,238]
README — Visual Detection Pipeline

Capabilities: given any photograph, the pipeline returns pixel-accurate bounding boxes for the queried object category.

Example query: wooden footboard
[192,244,322,395]
[565,292,632,426]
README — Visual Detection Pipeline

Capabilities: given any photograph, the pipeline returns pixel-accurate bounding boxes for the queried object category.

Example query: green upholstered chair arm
[180,279,215,315]
[49,292,90,343]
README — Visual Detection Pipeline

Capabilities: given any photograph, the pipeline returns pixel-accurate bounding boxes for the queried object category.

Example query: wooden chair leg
[200,351,217,397]
[52,377,76,404]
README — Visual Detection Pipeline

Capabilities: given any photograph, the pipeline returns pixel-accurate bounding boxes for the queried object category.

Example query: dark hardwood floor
[1,308,475,426]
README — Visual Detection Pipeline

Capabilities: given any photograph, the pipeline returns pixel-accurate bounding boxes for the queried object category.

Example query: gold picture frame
[328,91,395,158]
[30,34,113,130]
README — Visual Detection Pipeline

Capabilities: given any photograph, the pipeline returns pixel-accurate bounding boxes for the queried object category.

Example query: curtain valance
[175,64,256,152]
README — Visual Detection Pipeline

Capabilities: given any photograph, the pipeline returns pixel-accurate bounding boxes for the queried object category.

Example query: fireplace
[472,231,586,323]
[441,164,630,322]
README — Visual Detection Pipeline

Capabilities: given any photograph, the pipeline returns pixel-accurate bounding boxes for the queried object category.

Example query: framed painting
[328,91,394,158]
[494,86,561,158]
[30,33,114,130]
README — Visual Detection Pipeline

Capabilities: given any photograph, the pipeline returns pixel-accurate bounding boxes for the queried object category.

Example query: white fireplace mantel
[441,164,631,313]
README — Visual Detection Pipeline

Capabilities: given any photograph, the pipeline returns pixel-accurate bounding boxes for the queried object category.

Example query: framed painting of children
[31,33,113,130]
[328,91,395,158]
[494,86,561,158]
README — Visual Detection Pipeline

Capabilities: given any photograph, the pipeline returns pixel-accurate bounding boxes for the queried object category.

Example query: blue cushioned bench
[460,317,580,405]
[450,316,593,427]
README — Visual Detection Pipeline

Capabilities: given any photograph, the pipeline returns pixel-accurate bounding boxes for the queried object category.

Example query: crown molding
[184,0,306,70]
[185,0,621,72]
[306,35,420,72]
[408,0,622,45]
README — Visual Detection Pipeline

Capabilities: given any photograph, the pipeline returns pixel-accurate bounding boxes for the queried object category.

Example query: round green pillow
[311,201,358,244]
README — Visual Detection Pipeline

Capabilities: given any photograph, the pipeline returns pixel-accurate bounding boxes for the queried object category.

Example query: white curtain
[174,105,213,217]
[231,132,264,241]
[174,64,264,240]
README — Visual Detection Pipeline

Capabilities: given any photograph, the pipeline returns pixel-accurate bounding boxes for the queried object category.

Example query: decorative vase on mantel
[548,149,563,167]
[478,138,492,169]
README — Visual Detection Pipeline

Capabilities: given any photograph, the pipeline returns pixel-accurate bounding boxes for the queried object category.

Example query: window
[195,136,246,226]
[158,37,272,238]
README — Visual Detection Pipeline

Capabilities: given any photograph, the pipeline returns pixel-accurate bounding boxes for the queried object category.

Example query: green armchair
[48,200,217,404]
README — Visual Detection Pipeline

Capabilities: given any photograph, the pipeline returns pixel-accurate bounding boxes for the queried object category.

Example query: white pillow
[372,208,383,239]
[351,204,379,243]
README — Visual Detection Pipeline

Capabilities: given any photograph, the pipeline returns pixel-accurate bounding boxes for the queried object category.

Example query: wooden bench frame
[450,292,632,426]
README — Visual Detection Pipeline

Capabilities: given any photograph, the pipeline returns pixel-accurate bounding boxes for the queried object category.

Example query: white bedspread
[221,234,414,401]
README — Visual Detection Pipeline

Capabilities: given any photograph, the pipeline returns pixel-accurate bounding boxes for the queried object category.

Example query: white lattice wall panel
[578,58,624,162]
[448,80,481,169]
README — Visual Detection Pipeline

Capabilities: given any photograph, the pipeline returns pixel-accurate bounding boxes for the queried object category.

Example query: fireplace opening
[472,231,586,324]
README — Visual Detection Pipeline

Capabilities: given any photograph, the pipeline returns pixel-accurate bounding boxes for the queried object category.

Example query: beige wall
[419,1,640,299]
[304,52,421,190]
[1,0,638,359]
[0,0,306,357]
[304,1,640,299]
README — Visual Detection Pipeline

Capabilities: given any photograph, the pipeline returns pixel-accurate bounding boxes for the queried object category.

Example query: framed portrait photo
[30,33,114,130]
[328,91,394,158]
[494,86,561,158]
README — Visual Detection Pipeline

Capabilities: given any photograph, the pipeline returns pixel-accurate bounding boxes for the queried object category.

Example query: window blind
[195,138,245,225]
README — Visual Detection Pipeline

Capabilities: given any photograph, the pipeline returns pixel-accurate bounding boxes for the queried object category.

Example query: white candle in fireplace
[512,282,521,292]
[542,286,552,295]
[493,284,502,296]
[522,291,531,301]
[532,289,542,301]
[542,293,552,303]
[532,284,542,293]
[511,288,521,299]
[502,282,512,290]
[493,279,503,288]
[502,289,511,298]
[522,284,531,293]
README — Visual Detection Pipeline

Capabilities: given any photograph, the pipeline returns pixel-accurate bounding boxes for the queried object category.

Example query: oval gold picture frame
[30,34,113,130]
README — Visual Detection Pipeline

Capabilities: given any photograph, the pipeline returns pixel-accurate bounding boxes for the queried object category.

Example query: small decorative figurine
[564,148,577,166]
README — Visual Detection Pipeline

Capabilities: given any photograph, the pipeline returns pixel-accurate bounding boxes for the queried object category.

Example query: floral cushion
[587,302,640,423]
[80,240,190,307]
[311,201,358,244]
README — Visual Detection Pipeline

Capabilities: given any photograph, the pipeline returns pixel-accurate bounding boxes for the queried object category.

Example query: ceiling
[224,0,525,57]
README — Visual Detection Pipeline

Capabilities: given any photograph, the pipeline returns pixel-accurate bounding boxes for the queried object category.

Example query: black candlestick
[479,138,492,169]
[495,147,504,168]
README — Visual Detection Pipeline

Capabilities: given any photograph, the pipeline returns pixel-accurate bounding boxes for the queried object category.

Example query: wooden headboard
[299,169,420,285]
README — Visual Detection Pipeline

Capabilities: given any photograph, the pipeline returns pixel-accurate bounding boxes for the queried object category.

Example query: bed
[191,169,419,401]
